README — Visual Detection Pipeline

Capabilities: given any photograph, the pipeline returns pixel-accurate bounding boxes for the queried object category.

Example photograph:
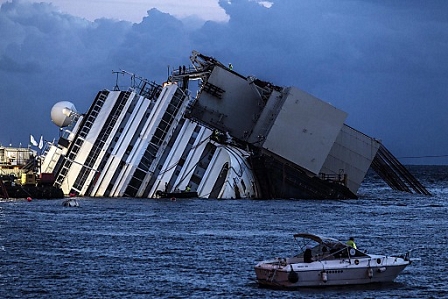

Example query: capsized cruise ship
[39,51,430,199]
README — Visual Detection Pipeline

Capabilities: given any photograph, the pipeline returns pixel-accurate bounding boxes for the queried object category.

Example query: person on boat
[346,237,357,249]
[303,246,313,263]
[185,185,191,192]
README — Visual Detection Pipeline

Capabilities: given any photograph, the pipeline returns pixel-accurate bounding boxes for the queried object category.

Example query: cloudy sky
[1,0,447,164]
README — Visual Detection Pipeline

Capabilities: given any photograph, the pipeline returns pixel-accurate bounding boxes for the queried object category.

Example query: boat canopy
[293,233,345,248]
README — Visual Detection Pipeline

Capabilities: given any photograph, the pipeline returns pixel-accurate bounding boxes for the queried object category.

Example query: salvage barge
[0,146,63,199]
[39,51,430,199]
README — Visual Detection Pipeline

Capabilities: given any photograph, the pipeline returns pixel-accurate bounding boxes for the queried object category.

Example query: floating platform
[0,175,64,199]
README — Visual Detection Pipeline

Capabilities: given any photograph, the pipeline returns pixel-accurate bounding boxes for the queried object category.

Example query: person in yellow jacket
[346,237,357,249]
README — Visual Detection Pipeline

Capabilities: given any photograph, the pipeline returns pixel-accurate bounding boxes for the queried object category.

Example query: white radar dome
[51,101,78,127]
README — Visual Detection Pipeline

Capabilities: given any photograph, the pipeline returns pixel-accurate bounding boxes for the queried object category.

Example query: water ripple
[0,166,446,298]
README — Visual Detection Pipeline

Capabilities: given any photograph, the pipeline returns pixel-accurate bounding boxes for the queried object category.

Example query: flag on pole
[38,135,44,149]
[30,135,38,147]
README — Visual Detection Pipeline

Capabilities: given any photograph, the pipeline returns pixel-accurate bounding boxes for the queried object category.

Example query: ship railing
[112,69,161,99]
[319,172,347,185]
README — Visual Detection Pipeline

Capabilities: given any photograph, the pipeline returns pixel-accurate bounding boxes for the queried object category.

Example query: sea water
[0,166,447,298]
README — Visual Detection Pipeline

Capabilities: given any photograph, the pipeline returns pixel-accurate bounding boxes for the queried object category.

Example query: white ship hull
[255,257,409,288]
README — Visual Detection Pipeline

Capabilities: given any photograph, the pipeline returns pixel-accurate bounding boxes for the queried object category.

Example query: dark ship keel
[249,155,357,199]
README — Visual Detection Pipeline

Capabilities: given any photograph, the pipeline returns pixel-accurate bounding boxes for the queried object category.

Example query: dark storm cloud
[1,0,447,164]
[0,55,41,72]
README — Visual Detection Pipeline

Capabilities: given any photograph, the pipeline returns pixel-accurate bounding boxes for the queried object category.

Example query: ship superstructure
[39,51,430,199]
[0,146,36,177]
[41,70,258,198]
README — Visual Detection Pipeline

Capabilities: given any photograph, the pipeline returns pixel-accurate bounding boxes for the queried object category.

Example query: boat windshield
[294,233,343,250]
[293,233,368,261]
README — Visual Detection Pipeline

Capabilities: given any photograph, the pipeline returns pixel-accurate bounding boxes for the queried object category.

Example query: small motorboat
[254,233,412,288]
[155,190,198,199]
[62,198,79,207]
